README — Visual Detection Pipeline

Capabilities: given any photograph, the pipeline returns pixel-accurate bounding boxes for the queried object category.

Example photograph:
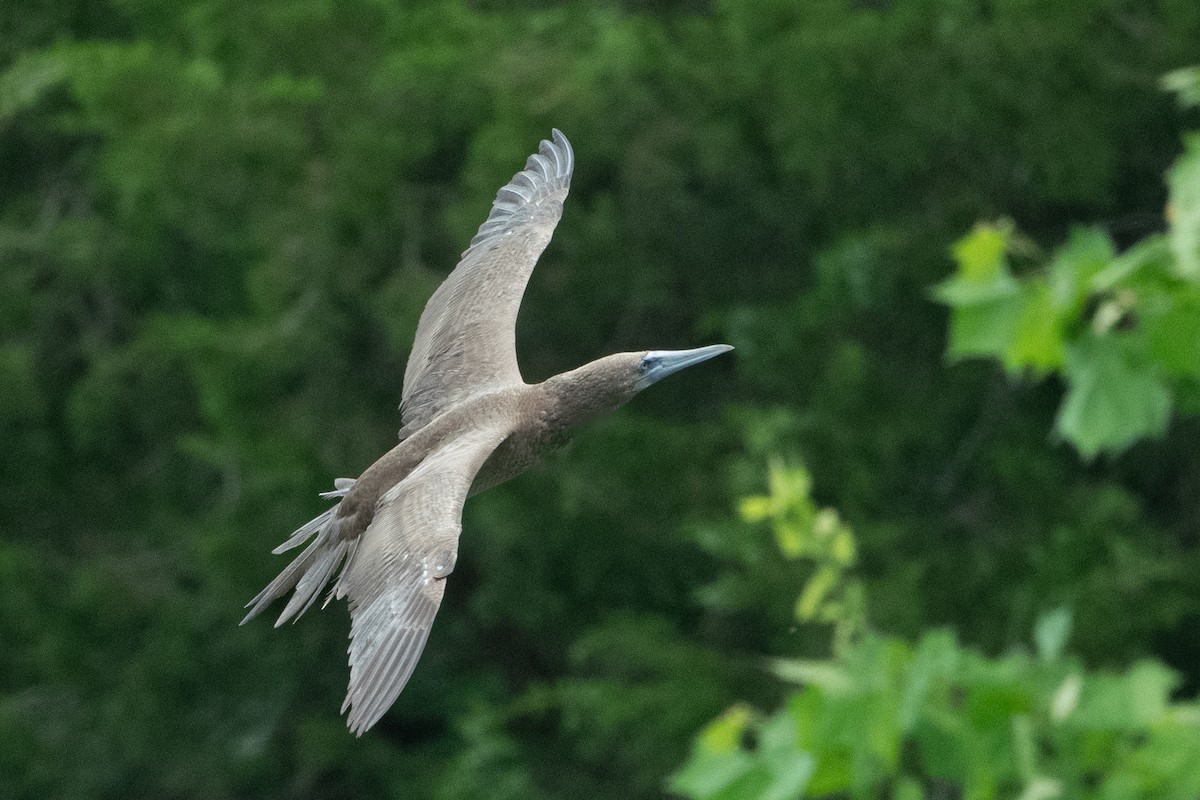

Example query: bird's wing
[333,422,511,735]
[400,130,574,437]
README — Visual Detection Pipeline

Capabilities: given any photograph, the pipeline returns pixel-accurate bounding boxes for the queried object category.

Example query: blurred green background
[4,1,1200,798]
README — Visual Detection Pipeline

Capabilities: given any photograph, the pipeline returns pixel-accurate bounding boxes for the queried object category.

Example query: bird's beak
[635,344,734,390]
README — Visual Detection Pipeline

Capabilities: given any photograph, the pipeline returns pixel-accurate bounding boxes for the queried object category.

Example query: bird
[241,129,732,735]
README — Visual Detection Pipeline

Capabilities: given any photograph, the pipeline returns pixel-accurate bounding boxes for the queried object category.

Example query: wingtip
[541,129,573,177]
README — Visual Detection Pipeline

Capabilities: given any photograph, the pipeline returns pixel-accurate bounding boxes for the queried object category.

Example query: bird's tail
[240,478,359,627]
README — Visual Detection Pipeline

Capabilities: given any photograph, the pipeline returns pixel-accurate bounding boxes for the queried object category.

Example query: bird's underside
[242,129,732,735]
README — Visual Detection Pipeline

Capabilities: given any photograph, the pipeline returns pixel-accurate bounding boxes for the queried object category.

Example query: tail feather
[276,537,349,624]
[241,479,359,626]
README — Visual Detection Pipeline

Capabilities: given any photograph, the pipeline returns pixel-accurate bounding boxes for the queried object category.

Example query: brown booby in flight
[242,130,732,734]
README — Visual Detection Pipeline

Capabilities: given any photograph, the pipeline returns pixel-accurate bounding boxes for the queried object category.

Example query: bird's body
[242,130,731,734]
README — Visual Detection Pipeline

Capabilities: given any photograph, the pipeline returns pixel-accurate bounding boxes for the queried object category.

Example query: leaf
[700,706,753,754]
[942,293,1023,361]
[773,520,807,559]
[758,711,817,800]
[894,777,925,800]
[1090,235,1172,292]
[670,707,761,799]
[935,224,1032,361]
[1143,288,1200,377]
[1168,134,1200,280]
[1073,660,1180,730]
[899,631,959,733]
[769,659,851,691]
[1162,66,1200,110]
[1048,228,1115,310]
[796,567,838,621]
[1055,336,1173,458]
[738,495,772,523]
[668,748,758,800]
[830,528,856,567]
[1050,674,1082,722]
[767,461,811,506]
[1033,607,1072,662]
[1006,278,1065,373]
[954,223,1011,283]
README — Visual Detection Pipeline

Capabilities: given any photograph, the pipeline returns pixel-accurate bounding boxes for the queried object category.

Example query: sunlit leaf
[738,495,772,523]
[954,223,1011,282]
[1006,278,1066,373]
[700,706,753,754]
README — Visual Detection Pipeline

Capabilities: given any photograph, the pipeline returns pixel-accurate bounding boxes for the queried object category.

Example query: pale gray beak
[634,344,734,390]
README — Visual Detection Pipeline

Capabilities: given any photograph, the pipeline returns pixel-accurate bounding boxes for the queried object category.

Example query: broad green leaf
[1176,377,1200,414]
[1006,278,1066,373]
[1055,336,1173,458]
[942,294,1023,361]
[915,718,969,782]
[936,224,1028,360]
[894,777,924,800]
[1012,714,1038,782]
[1168,135,1200,280]
[672,708,763,799]
[1125,660,1179,723]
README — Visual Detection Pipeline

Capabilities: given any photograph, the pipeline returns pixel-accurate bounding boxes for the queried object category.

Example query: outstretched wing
[400,130,574,437]
[333,423,511,735]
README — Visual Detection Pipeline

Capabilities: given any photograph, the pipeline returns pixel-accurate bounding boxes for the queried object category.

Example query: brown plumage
[241,130,732,735]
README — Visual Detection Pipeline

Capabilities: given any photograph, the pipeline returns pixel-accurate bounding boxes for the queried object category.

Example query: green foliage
[738,461,864,656]
[936,81,1200,457]
[674,466,1200,800]
[675,625,1200,800]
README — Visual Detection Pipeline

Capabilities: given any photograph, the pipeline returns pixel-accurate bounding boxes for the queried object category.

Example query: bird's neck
[537,356,635,432]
